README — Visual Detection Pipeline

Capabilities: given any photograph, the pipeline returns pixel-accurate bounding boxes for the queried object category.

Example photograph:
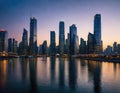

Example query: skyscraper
[8,38,13,53]
[113,42,117,54]
[59,21,65,56]
[66,33,70,54]
[13,38,18,54]
[42,40,47,55]
[18,28,28,55]
[69,24,79,55]
[22,28,28,47]
[50,31,56,56]
[0,29,8,53]
[29,17,37,55]
[87,32,94,54]
[79,38,86,54]
[104,45,112,55]
[8,38,17,54]
[94,14,102,53]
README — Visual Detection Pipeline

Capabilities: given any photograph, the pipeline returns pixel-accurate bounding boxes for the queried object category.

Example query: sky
[0,0,120,49]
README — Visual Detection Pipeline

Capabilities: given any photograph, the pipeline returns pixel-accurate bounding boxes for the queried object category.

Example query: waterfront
[0,57,120,93]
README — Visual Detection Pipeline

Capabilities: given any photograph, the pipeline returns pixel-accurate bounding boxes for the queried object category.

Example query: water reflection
[7,59,17,78]
[0,58,120,93]
[113,63,117,75]
[59,58,65,88]
[0,60,7,93]
[80,59,86,67]
[69,58,77,90]
[20,58,29,81]
[87,60,102,93]
[29,58,37,93]
[50,57,56,83]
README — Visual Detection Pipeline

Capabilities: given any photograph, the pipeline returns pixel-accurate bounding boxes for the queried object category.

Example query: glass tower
[22,28,28,47]
[94,14,102,53]
[59,21,65,56]
[50,31,56,56]
[69,24,79,55]
[29,17,37,55]
[0,29,8,53]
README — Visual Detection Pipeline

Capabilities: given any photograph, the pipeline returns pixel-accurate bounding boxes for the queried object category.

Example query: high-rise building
[8,38,13,53]
[18,28,28,55]
[117,44,120,54]
[38,45,43,55]
[50,31,56,56]
[22,28,28,47]
[0,29,8,53]
[8,38,17,54]
[104,45,112,55]
[113,42,117,54]
[69,24,79,55]
[13,38,18,54]
[66,33,70,54]
[94,14,102,54]
[42,40,47,55]
[29,17,37,55]
[79,38,86,54]
[87,32,94,54]
[22,28,28,55]
[59,21,65,56]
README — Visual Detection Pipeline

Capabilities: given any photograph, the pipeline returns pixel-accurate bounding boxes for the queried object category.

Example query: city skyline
[0,0,120,49]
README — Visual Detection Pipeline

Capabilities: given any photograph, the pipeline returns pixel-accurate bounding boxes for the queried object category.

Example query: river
[0,57,120,93]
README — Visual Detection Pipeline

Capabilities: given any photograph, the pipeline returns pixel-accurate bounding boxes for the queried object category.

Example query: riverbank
[0,55,120,63]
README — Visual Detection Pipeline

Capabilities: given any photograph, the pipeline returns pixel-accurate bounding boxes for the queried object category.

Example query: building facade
[59,21,65,56]
[29,17,37,55]
[42,40,47,55]
[0,29,8,53]
[69,24,79,55]
[66,33,70,54]
[87,32,94,54]
[50,31,56,56]
[79,38,87,54]
[18,28,28,55]
[8,38,13,53]
[94,14,102,54]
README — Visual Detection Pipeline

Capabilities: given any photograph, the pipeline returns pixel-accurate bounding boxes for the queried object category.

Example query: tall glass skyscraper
[22,28,28,47]
[59,21,65,56]
[8,38,13,53]
[0,29,8,53]
[94,14,102,53]
[66,33,70,54]
[87,32,94,54]
[79,38,86,54]
[13,39,18,54]
[29,17,37,55]
[50,31,56,56]
[69,24,79,55]
[8,38,17,54]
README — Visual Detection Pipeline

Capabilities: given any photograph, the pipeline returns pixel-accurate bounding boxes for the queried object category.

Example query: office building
[79,38,87,54]
[87,32,94,54]
[69,24,79,55]
[50,31,56,56]
[0,29,8,53]
[8,38,13,53]
[29,17,37,55]
[59,21,65,55]
[94,14,102,53]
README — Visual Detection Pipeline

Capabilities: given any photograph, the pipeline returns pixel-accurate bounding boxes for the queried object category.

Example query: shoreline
[0,55,120,63]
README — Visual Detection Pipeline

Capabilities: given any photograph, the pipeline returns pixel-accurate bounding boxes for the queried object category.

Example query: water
[0,57,120,93]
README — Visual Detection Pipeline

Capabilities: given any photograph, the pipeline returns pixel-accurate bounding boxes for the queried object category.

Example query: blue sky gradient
[0,0,120,48]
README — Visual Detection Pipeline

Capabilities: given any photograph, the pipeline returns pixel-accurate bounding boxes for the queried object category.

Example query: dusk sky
[0,0,120,49]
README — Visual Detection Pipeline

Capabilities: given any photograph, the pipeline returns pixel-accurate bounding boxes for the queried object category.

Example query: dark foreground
[0,57,120,93]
